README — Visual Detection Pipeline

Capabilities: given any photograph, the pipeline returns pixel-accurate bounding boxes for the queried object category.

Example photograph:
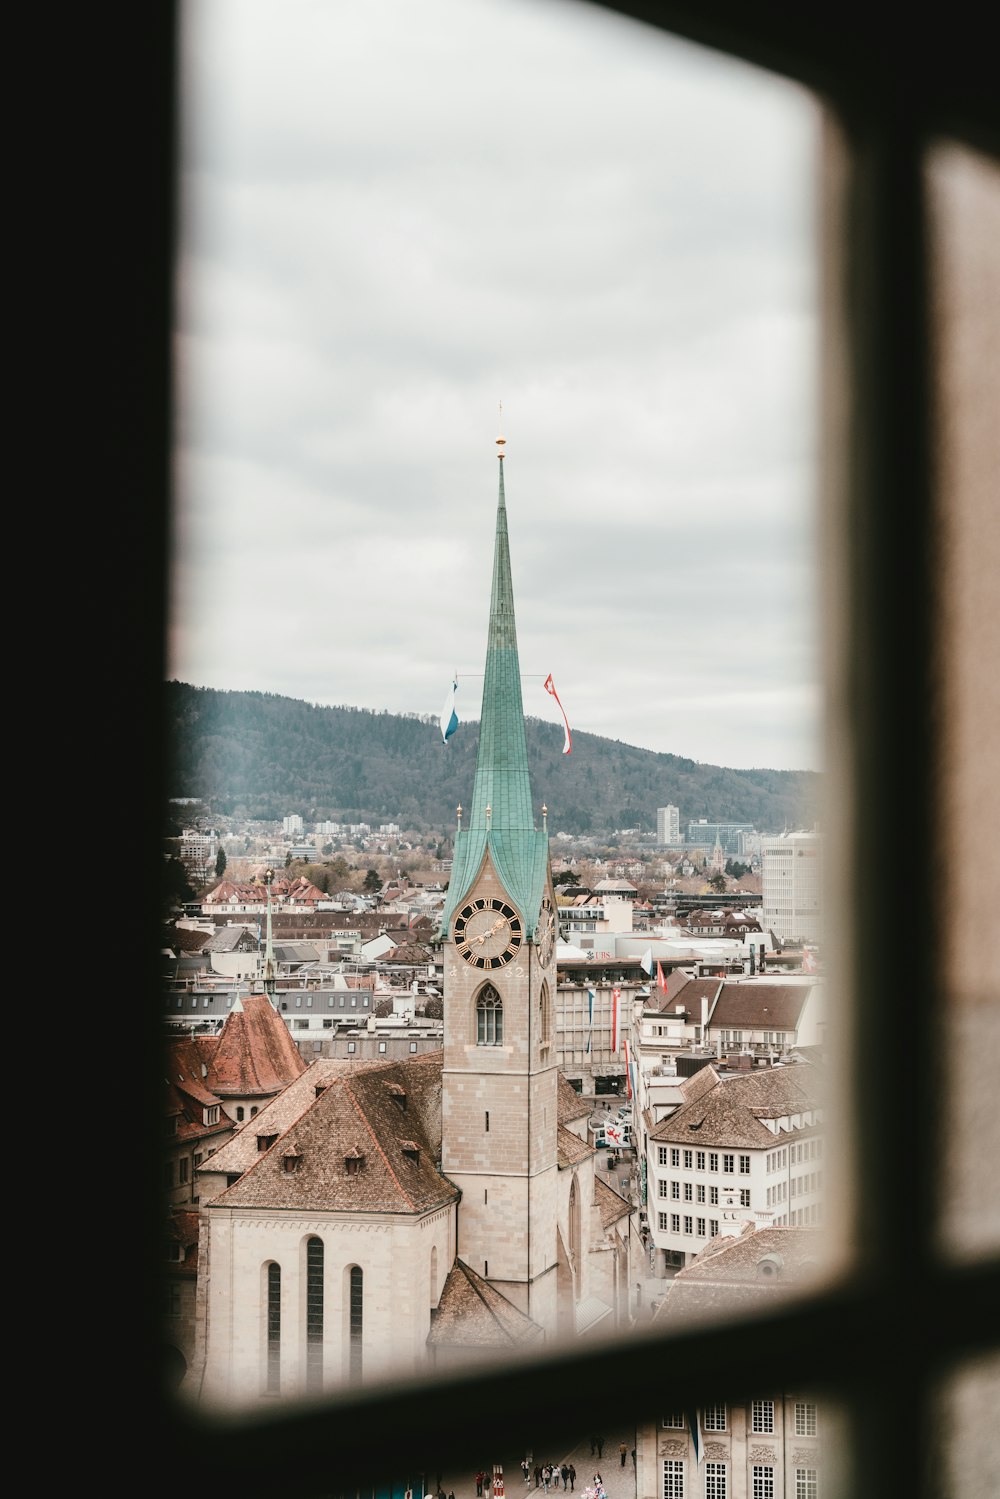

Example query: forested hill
[165,681,821,837]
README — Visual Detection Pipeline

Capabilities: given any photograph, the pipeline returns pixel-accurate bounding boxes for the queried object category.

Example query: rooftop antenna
[496,401,505,460]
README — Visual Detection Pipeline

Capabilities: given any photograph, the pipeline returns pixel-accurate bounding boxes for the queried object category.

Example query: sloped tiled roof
[594,1175,632,1229]
[649,1061,821,1149]
[557,1123,593,1168]
[426,1259,545,1348]
[649,975,721,1015]
[211,1053,455,1216]
[205,993,308,1098]
[653,1224,825,1325]
[557,1073,590,1126]
[204,925,258,952]
[709,981,814,1032]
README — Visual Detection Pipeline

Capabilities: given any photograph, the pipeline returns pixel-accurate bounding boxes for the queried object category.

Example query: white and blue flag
[440,679,459,744]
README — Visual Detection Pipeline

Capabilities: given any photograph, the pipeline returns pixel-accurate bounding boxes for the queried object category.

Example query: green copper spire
[467,456,534,834]
[439,439,550,938]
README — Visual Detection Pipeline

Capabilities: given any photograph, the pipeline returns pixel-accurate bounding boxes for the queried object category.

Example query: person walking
[534,1468,542,1490]
[619,1442,628,1468]
[567,1466,576,1492]
[551,1465,560,1490]
[560,1466,569,1490]
[596,1437,604,1460]
[476,1474,485,1497]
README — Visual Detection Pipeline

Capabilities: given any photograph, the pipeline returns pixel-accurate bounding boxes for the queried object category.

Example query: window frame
[132,3,1000,1495]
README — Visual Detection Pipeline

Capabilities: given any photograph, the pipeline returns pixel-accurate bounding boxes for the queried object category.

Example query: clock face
[537,897,555,967]
[454,898,522,968]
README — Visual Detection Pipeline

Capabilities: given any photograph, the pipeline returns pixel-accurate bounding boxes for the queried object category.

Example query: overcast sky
[170,0,823,773]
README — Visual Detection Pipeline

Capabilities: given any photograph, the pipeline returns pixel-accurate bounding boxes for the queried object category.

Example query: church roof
[205,992,308,1098]
[208,1053,457,1216]
[557,1073,590,1126]
[557,1123,592,1167]
[594,1175,632,1229]
[426,1259,545,1349]
[440,454,549,939]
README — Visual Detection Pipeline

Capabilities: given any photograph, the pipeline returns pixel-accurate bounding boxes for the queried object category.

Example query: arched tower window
[539,979,551,1049]
[569,1175,581,1268]
[476,984,504,1046]
[306,1236,323,1393]
[430,1245,438,1308]
[348,1265,363,1380]
[265,1261,281,1394]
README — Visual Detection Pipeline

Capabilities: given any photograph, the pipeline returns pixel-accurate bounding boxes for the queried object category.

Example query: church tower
[438,428,561,1333]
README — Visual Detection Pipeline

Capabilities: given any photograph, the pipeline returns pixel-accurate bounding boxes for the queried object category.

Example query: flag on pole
[687,1410,702,1465]
[623,1033,634,1100]
[802,946,818,973]
[439,678,459,744]
[587,988,595,1053]
[640,947,653,976]
[610,986,620,1052]
[543,673,572,754]
[657,960,667,993]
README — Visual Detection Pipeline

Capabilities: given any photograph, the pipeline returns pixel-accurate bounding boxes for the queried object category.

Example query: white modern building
[657,805,681,843]
[760,830,823,945]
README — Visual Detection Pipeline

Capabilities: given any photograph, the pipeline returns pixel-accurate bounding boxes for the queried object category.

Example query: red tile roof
[206,993,308,1098]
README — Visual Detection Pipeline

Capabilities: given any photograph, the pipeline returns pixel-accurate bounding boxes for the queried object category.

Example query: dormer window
[203,1105,220,1126]
[257,1133,278,1152]
[400,1139,420,1162]
[344,1148,364,1176]
[281,1145,301,1173]
[386,1082,407,1111]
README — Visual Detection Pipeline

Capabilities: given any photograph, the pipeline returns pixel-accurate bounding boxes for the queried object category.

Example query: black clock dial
[454,898,522,968]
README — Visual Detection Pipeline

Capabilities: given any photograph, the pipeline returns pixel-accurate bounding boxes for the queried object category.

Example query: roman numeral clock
[453,898,522,970]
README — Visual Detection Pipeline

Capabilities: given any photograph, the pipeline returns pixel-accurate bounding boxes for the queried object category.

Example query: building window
[705,1463,727,1499]
[667,1180,677,1200]
[671,1148,680,1167]
[739,1154,751,1174]
[697,1184,705,1203]
[236,1106,245,1121]
[658,1212,669,1231]
[709,1152,718,1172]
[684,1182,693,1201]
[658,1146,670,1166]
[696,1217,706,1236]
[794,1470,818,1499]
[710,1186,719,1205]
[709,1220,719,1237]
[723,1154,735,1173]
[740,1189,751,1206]
[266,1262,281,1395]
[349,1265,363,1380]
[163,1284,181,1318]
[662,1459,684,1498]
[794,1402,818,1436]
[409,1041,418,1052]
[696,1150,706,1170]
[178,1158,189,1184]
[306,1237,323,1394]
[671,1213,680,1233]
[703,1405,727,1431]
[751,1468,774,1499]
[662,1413,685,1429]
[378,1041,386,1052]
[323,1018,332,1029]
[477,985,504,1045]
[347,1042,356,1053]
[752,1400,774,1433]
[683,1149,693,1168]
[683,1215,693,1234]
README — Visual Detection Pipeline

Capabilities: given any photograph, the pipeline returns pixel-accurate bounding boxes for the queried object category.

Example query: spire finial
[496,401,506,460]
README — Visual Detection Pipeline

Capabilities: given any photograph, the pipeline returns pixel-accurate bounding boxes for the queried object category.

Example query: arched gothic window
[539,979,551,1048]
[476,985,503,1046]
[306,1237,323,1393]
[265,1262,281,1394]
[348,1265,363,1379]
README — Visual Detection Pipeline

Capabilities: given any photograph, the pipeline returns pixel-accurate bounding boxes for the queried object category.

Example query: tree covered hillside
[166,681,821,836]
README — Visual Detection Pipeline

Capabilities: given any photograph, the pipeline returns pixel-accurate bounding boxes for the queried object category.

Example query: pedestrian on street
[552,1466,560,1489]
[631,1449,636,1469]
[560,1466,569,1489]
[619,1442,628,1467]
[596,1437,605,1460]
[542,1465,550,1492]
[568,1466,576,1492]
[476,1474,485,1497]
[534,1468,542,1490]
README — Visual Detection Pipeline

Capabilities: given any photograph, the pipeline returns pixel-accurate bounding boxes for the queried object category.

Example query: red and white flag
[543,673,572,754]
[656,960,667,993]
[610,986,620,1052]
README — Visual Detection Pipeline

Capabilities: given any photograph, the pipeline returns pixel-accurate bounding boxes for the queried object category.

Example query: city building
[657,805,680,844]
[760,831,823,945]
[188,443,633,1409]
[636,1224,828,1499]
[685,820,757,856]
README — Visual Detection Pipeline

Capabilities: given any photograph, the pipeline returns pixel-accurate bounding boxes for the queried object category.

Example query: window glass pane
[172,0,826,1412]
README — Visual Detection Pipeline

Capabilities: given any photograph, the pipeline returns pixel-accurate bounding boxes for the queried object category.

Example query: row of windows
[658,1180,751,1208]
[266,1242,363,1396]
[664,1458,818,1499]
[659,1213,720,1238]
[660,1148,752,1173]
[662,1403,817,1435]
[172,992,372,1010]
[772,1204,823,1226]
[305,1039,422,1054]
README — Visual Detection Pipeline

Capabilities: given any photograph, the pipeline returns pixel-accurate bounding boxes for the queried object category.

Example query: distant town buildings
[657,804,680,843]
[760,830,823,945]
